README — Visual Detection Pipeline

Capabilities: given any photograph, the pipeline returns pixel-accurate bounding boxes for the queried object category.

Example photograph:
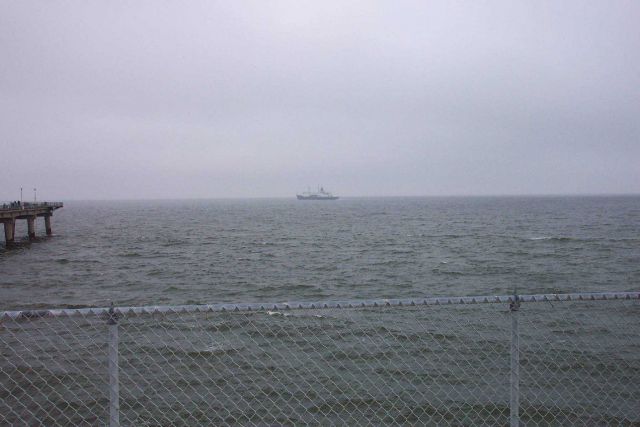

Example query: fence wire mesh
[1,293,638,426]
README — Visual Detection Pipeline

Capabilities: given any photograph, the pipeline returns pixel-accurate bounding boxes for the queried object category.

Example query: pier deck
[0,202,63,245]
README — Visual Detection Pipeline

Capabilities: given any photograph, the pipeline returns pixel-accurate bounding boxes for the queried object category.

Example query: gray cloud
[1,1,639,199]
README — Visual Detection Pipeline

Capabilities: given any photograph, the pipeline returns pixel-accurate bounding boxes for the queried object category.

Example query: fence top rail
[1,291,638,320]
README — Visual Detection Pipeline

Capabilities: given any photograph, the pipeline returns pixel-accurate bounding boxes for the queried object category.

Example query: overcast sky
[1,1,638,200]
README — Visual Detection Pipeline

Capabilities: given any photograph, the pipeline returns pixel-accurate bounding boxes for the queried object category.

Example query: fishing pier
[0,202,63,246]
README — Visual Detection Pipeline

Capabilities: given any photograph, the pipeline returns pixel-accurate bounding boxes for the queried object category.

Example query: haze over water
[1,195,638,311]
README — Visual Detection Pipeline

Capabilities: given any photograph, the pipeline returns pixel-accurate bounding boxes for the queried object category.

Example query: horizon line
[6,192,639,202]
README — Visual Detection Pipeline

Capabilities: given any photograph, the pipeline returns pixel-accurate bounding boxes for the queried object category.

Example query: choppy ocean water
[1,196,638,310]
[1,196,639,424]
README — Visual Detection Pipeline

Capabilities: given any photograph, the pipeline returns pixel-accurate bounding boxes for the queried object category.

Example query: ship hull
[296,195,339,200]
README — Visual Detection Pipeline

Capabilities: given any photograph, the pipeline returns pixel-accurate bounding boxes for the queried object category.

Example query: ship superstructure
[296,186,339,200]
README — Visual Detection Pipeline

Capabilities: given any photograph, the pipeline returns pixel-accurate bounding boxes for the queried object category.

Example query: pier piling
[44,215,52,236]
[27,216,36,240]
[3,220,15,246]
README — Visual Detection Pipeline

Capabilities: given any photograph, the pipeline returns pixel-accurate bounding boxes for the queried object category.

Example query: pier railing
[1,292,638,426]
[0,201,63,211]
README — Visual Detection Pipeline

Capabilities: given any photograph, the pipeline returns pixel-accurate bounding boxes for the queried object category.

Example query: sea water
[1,196,639,424]
[1,195,638,310]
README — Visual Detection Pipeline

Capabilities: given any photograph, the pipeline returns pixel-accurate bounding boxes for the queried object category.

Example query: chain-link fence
[1,292,638,426]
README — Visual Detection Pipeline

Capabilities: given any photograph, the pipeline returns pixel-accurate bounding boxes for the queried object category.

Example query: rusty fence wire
[1,292,639,426]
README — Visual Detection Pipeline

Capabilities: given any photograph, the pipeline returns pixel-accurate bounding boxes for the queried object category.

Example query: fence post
[107,304,120,427]
[509,294,520,427]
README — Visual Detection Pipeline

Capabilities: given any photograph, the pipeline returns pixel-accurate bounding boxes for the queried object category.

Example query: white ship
[296,186,339,200]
